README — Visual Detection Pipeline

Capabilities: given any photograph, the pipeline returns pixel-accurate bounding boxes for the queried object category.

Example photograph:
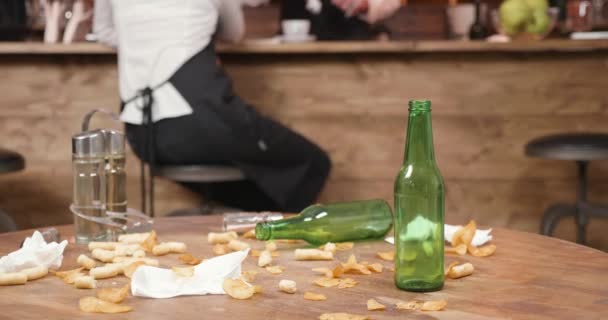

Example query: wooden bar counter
[1,40,607,250]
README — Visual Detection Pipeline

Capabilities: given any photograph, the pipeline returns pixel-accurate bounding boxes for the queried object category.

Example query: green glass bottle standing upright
[394,100,445,292]
[255,199,393,246]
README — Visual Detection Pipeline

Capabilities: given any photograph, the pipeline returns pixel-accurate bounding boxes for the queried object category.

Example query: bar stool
[525,133,608,244]
[0,148,25,233]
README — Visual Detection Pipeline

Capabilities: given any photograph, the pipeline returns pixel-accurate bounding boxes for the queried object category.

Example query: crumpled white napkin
[0,230,68,273]
[131,250,249,299]
[384,224,493,247]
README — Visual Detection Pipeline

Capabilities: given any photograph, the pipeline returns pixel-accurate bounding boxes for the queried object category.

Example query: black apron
[124,43,331,213]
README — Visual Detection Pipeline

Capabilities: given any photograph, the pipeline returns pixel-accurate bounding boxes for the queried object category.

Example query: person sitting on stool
[94,0,331,212]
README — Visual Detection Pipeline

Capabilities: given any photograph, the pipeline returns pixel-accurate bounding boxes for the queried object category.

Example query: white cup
[281,19,311,40]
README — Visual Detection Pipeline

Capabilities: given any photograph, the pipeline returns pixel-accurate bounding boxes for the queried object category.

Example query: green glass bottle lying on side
[394,100,445,292]
[255,199,393,246]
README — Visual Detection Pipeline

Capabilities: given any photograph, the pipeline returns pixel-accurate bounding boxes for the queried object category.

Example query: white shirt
[93,0,245,124]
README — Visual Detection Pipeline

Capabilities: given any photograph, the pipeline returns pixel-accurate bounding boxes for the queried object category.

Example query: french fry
[74,276,96,289]
[227,239,250,252]
[319,313,369,320]
[112,257,159,267]
[445,244,467,256]
[178,253,202,265]
[141,230,157,252]
[444,261,459,276]
[97,284,130,304]
[304,292,327,301]
[124,261,146,279]
[265,241,277,252]
[152,242,187,256]
[132,249,146,258]
[242,229,256,239]
[376,251,395,261]
[118,232,150,244]
[91,248,116,263]
[52,267,85,284]
[223,278,255,300]
[172,266,195,278]
[212,244,229,256]
[446,262,474,279]
[367,299,386,311]
[421,300,447,311]
[0,272,27,286]
[342,255,371,275]
[468,244,497,257]
[258,250,273,267]
[114,244,143,257]
[79,296,132,314]
[21,265,48,281]
[251,249,280,257]
[278,279,297,294]
[312,267,332,278]
[88,241,119,251]
[294,249,333,261]
[90,264,121,280]
[77,254,97,270]
[265,266,285,275]
[208,231,238,244]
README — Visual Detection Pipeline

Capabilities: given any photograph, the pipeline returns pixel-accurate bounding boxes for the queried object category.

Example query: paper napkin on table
[131,249,249,299]
[0,230,68,273]
[384,224,493,247]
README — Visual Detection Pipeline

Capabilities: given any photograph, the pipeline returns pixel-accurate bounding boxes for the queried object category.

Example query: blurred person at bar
[93,0,331,212]
[282,0,401,40]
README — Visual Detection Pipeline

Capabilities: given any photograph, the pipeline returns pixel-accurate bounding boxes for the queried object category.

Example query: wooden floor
[0,48,607,250]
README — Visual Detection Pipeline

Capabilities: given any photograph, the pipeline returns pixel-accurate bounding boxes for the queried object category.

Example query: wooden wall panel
[1,51,607,251]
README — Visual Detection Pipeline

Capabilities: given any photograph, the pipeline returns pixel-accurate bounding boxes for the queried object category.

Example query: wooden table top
[0,216,606,320]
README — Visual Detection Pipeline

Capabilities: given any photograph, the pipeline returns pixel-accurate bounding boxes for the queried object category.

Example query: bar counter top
[1,39,608,55]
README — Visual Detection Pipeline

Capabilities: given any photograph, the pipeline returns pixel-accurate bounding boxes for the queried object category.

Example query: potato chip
[0,272,27,286]
[446,262,474,279]
[242,229,256,239]
[265,266,286,275]
[208,231,238,244]
[319,313,369,320]
[178,253,202,265]
[79,296,132,314]
[314,277,341,288]
[294,249,333,261]
[335,242,354,251]
[445,244,467,256]
[469,244,496,257]
[96,284,130,304]
[279,279,297,294]
[376,251,395,261]
[395,300,422,310]
[421,300,447,311]
[342,255,371,275]
[367,263,383,273]
[258,250,273,267]
[332,265,344,278]
[212,244,229,256]
[223,278,255,300]
[452,220,476,247]
[123,261,144,279]
[52,267,85,284]
[337,278,358,289]
[367,299,386,311]
[253,285,264,294]
[265,241,277,252]
[304,292,327,301]
[444,261,459,276]
[141,230,157,253]
[241,270,258,282]
[172,266,195,277]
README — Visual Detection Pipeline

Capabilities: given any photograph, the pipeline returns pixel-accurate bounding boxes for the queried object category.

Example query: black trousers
[125,44,331,213]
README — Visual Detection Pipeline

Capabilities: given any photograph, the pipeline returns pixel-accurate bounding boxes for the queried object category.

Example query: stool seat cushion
[525,133,608,161]
[0,148,25,174]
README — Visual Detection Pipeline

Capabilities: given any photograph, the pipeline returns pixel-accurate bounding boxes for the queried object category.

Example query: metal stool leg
[575,161,589,245]
[541,203,576,236]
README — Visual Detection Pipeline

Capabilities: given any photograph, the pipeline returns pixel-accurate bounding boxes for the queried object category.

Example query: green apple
[524,0,549,11]
[500,0,532,36]
[526,9,551,34]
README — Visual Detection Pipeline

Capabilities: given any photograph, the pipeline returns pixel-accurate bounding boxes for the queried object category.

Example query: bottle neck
[403,108,436,165]
[255,215,305,241]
